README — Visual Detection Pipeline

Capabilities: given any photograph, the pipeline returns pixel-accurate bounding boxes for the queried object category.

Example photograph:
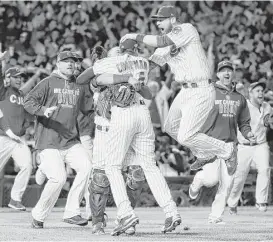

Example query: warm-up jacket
[200,81,251,142]
[0,63,30,136]
[24,72,94,150]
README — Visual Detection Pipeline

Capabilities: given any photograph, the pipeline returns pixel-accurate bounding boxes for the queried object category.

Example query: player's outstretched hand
[120,33,138,43]
[6,129,24,144]
[44,106,58,118]
[247,131,256,144]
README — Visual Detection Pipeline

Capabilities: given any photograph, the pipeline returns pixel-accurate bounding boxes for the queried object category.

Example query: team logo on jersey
[170,45,181,57]
[172,26,182,35]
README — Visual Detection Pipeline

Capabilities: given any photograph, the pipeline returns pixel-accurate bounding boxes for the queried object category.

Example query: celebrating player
[24,51,94,228]
[0,50,43,211]
[87,46,148,235]
[188,61,255,224]
[228,81,271,213]
[120,5,237,174]
[77,40,181,236]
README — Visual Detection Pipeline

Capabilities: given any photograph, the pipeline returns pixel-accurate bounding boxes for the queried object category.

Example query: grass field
[0,206,272,241]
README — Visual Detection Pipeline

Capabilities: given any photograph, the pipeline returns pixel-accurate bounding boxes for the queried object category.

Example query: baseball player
[77,40,181,236]
[188,61,255,224]
[120,5,237,174]
[24,51,93,228]
[87,46,148,235]
[228,81,271,213]
[74,52,95,220]
[0,50,42,211]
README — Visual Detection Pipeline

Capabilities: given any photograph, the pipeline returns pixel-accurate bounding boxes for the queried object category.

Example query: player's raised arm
[0,50,9,100]
[76,66,95,85]
[95,73,132,86]
[121,6,196,49]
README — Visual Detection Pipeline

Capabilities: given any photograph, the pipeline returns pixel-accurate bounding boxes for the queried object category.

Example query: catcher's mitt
[111,83,136,108]
[90,46,107,65]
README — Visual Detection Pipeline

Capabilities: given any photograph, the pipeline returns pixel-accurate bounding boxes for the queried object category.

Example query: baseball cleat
[225,142,238,176]
[190,156,217,171]
[92,222,105,235]
[256,203,267,212]
[125,225,136,235]
[63,215,88,226]
[208,217,225,225]
[31,218,44,229]
[35,168,46,186]
[8,199,26,211]
[161,213,181,233]
[111,214,139,236]
[229,206,237,215]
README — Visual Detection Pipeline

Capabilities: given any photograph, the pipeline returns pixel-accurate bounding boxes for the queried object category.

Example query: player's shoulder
[171,23,196,35]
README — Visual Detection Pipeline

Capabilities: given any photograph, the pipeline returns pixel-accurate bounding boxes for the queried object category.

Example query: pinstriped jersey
[93,54,149,85]
[93,54,150,120]
[149,23,211,83]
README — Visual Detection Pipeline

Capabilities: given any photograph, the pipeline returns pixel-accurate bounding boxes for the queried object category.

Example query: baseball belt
[180,79,212,88]
[240,141,266,146]
[96,125,109,132]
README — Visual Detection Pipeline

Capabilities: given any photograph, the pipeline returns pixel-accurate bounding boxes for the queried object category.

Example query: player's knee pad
[126,165,146,191]
[89,169,110,194]
[89,169,109,224]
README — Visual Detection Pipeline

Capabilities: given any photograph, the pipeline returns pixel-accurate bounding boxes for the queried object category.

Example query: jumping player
[121,5,237,173]
[77,40,181,236]
[188,61,255,224]
[228,81,271,213]
[24,51,93,228]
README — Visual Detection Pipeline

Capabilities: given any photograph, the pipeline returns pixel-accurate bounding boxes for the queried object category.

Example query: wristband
[136,34,145,43]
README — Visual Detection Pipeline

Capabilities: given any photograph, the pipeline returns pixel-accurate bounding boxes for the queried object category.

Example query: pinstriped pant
[104,105,177,219]
[164,84,232,160]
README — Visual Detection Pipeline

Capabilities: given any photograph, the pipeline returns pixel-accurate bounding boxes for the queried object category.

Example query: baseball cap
[57,51,78,62]
[151,5,178,20]
[119,39,139,51]
[5,67,26,78]
[217,60,234,72]
[248,81,266,92]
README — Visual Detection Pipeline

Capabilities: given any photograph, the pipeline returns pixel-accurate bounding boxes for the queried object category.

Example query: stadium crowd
[1,1,273,177]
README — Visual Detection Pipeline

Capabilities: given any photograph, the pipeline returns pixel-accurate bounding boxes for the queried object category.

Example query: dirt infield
[0,206,272,241]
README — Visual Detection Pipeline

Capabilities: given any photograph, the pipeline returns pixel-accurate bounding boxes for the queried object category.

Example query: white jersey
[149,23,211,83]
[93,54,149,85]
[238,100,272,144]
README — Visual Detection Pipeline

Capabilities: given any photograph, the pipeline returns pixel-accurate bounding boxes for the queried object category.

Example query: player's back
[150,23,211,83]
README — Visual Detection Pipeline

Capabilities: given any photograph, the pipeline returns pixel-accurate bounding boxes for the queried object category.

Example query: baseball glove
[90,45,107,64]
[111,83,136,108]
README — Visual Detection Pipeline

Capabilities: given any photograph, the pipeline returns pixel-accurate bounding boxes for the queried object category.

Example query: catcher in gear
[87,46,148,235]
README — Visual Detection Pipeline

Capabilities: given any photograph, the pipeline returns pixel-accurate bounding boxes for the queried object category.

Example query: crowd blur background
[1,1,273,177]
